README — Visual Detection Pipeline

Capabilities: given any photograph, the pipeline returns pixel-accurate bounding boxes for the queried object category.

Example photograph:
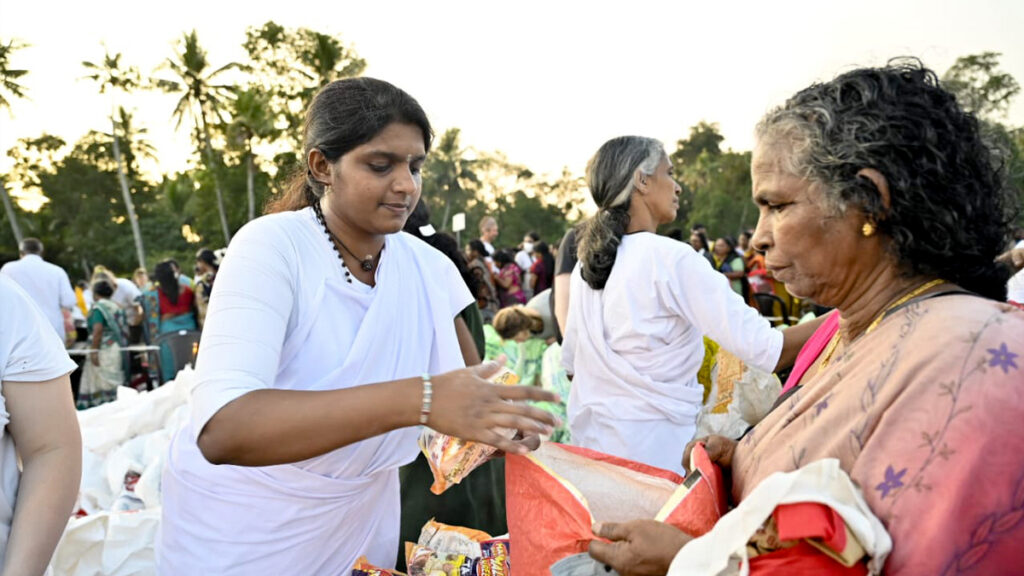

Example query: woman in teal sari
[142,260,198,383]
[78,279,128,409]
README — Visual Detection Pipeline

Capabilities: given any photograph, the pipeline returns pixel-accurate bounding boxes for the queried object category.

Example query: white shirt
[481,240,495,256]
[1007,240,1024,303]
[159,208,472,575]
[0,276,77,566]
[562,233,782,474]
[0,254,76,340]
[111,277,142,324]
[515,249,534,272]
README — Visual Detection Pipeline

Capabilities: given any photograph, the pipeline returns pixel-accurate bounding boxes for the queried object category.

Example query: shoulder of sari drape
[732,296,1024,574]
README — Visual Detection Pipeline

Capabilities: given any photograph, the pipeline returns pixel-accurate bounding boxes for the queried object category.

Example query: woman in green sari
[78,280,128,409]
[142,260,198,383]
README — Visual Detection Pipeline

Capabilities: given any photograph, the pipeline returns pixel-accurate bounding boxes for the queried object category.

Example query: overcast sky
[2,0,1022,200]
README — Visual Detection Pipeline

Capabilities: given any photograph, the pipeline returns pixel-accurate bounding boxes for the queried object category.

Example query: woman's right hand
[427,359,560,455]
[683,434,738,473]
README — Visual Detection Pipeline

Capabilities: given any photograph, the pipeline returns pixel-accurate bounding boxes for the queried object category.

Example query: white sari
[158,209,471,574]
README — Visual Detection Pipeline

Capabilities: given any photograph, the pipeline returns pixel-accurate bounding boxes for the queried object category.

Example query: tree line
[0,29,1020,279]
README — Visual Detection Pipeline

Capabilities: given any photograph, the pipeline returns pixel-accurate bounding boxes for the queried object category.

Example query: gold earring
[862,222,875,237]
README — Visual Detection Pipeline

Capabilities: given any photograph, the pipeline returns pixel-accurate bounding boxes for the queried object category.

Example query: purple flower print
[987,343,1019,374]
[875,465,907,499]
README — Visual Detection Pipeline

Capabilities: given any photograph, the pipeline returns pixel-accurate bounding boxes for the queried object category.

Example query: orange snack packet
[418,368,520,494]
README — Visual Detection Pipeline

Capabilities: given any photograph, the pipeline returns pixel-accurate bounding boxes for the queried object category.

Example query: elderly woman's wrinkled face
[750,145,868,304]
[642,157,682,226]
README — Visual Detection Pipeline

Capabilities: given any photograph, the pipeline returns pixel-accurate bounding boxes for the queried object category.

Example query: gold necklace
[817,278,945,370]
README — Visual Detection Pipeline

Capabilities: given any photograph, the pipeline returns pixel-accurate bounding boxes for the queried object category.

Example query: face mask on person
[523,242,534,253]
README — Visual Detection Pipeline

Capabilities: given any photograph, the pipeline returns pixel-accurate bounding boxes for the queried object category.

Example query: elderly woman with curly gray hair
[584,60,1023,575]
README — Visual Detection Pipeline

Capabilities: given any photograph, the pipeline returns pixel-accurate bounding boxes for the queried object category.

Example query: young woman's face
[321,122,427,238]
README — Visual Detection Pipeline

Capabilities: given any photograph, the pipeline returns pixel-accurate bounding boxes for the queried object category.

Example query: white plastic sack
[52,508,161,576]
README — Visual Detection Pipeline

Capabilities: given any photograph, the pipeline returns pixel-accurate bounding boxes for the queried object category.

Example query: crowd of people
[1,60,1023,575]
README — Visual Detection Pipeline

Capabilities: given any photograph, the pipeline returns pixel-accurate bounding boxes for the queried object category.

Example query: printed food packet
[415,519,492,557]
[405,544,475,576]
[351,556,407,576]
[419,368,520,494]
[476,539,510,576]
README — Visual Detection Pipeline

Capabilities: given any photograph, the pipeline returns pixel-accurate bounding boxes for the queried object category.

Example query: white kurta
[0,276,77,567]
[562,233,781,475]
[158,208,472,575]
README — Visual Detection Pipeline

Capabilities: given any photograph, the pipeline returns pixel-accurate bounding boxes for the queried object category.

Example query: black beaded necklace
[311,201,382,283]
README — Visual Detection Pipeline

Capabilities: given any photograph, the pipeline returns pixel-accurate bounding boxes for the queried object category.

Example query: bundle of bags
[352,520,510,576]
[51,368,195,576]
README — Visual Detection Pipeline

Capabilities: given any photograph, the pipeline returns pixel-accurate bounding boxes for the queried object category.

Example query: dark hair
[526,231,540,242]
[92,279,115,298]
[19,237,43,255]
[533,241,555,282]
[715,236,737,253]
[468,239,488,258]
[578,136,665,289]
[757,59,1017,299]
[666,228,684,242]
[403,200,480,297]
[691,223,707,232]
[267,77,433,213]
[196,248,220,271]
[690,231,710,251]
[154,260,181,306]
[493,249,515,268]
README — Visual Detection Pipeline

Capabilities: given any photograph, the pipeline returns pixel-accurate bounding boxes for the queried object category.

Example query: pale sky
[1,0,1023,203]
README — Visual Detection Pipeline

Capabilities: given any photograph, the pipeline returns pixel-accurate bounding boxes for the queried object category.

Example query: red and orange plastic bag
[506,441,726,575]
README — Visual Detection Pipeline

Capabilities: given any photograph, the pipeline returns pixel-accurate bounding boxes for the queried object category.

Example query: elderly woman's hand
[588,520,691,576]
[682,434,737,473]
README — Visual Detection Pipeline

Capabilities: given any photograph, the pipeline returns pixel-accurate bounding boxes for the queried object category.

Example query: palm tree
[157,30,238,244]
[82,49,147,269]
[227,87,278,221]
[421,129,480,231]
[112,107,157,182]
[0,38,28,246]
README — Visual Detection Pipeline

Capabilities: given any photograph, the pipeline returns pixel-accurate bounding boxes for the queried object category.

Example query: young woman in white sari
[561,137,819,475]
[157,78,558,575]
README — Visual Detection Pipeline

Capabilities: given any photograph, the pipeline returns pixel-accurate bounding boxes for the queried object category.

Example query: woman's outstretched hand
[588,520,691,576]
[428,358,559,455]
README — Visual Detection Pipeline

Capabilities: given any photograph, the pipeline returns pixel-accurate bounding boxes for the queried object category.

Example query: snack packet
[419,368,520,494]
[405,544,475,576]
[476,539,510,576]
[416,519,492,557]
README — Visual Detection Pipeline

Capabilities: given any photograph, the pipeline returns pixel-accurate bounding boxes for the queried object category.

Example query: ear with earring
[862,222,875,237]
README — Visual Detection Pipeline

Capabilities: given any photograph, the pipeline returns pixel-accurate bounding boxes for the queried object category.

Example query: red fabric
[159,286,194,317]
[506,443,721,575]
[773,502,847,553]
[749,541,868,575]
[781,310,839,393]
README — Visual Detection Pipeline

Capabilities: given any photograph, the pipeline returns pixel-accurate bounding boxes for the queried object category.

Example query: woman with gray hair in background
[561,136,819,475]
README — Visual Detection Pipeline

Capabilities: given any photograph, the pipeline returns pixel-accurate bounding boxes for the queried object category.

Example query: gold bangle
[419,374,433,425]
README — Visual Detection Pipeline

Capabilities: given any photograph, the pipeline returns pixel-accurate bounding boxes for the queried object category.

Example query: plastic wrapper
[416,519,492,556]
[696,349,781,439]
[419,368,520,495]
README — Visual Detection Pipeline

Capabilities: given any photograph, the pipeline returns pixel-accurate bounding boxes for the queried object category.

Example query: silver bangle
[419,373,433,425]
